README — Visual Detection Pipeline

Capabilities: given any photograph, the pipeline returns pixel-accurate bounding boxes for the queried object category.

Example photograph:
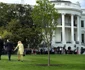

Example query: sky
[0,0,85,8]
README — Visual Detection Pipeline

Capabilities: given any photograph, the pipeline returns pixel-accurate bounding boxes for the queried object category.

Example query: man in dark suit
[0,36,4,60]
[5,39,13,61]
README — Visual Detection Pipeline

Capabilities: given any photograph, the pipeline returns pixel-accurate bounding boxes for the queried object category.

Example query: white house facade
[51,0,85,54]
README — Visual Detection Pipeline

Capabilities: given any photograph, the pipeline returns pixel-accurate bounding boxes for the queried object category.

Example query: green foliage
[0,3,42,48]
[31,0,59,66]
[0,3,9,26]
[0,27,12,38]
[31,0,59,44]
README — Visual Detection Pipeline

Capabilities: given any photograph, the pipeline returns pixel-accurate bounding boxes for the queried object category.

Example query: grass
[0,54,85,70]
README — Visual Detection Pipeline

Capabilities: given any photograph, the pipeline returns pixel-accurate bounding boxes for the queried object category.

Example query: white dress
[15,43,24,55]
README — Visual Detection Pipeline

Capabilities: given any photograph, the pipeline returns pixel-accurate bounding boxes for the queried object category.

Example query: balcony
[75,41,79,44]
[55,41,62,43]
[66,41,72,43]
[65,23,71,26]
[53,2,81,11]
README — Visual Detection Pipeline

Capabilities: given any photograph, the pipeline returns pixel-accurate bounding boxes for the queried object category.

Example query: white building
[51,0,85,54]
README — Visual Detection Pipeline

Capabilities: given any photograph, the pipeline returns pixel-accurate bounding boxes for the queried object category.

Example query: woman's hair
[18,41,22,43]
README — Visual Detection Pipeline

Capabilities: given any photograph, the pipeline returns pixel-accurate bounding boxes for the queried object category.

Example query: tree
[0,3,10,26]
[5,4,42,48]
[31,0,59,66]
[0,3,42,48]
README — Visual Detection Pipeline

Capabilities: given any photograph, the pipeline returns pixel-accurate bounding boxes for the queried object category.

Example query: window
[81,34,84,43]
[81,20,84,27]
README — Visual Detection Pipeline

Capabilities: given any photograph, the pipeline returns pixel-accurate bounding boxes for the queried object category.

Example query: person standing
[14,41,24,61]
[5,39,13,61]
[0,36,4,60]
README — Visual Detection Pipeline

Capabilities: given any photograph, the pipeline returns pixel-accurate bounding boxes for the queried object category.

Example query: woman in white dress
[14,41,24,61]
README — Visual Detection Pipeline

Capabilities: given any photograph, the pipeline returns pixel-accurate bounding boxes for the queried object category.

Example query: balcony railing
[65,23,71,26]
[57,22,77,26]
[55,42,62,43]
[55,41,80,44]
[54,2,81,10]
[75,41,79,44]
[66,41,72,43]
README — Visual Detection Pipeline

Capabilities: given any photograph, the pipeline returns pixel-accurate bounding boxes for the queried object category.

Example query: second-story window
[81,20,84,27]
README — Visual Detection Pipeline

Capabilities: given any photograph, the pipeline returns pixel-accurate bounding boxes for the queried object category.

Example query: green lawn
[0,54,85,70]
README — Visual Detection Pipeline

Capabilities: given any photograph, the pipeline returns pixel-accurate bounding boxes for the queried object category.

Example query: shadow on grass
[35,64,63,66]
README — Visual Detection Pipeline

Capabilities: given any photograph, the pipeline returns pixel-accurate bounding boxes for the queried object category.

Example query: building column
[77,15,81,54]
[77,15,81,43]
[71,14,75,44]
[62,13,66,44]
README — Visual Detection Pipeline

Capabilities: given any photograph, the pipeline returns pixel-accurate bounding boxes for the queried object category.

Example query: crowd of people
[0,36,24,61]
[0,36,85,61]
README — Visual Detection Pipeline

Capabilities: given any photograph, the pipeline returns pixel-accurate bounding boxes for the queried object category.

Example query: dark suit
[5,42,13,61]
[0,39,4,60]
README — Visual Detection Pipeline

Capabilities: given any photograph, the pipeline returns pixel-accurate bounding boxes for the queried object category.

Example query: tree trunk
[48,45,50,66]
